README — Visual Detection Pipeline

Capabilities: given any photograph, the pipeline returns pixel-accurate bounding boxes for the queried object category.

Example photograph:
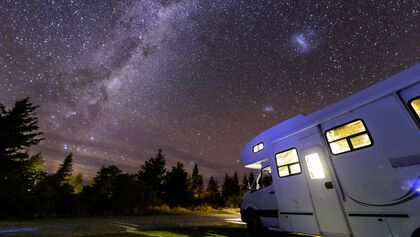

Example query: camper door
[297,126,350,237]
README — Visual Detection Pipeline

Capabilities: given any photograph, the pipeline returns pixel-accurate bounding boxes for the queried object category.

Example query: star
[0,0,417,180]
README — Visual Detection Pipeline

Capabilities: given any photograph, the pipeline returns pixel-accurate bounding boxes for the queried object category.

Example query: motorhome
[240,64,420,237]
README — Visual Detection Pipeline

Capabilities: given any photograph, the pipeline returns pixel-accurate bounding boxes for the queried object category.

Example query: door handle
[269,191,275,194]
[325,181,334,189]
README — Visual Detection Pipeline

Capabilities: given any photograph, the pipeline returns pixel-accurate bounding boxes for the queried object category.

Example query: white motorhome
[240,64,420,237]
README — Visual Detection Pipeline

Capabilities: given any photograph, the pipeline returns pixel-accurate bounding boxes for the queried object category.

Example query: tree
[233,171,240,196]
[0,97,44,160]
[222,172,241,207]
[90,165,122,214]
[70,173,84,194]
[206,176,221,206]
[31,153,76,217]
[222,173,240,199]
[189,163,204,201]
[0,98,44,215]
[248,171,255,186]
[138,149,166,199]
[164,162,191,206]
[84,165,156,215]
[56,153,73,185]
[222,173,231,200]
[241,174,249,192]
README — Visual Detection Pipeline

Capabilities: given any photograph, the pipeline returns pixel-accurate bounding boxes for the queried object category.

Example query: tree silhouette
[56,153,73,185]
[32,153,75,217]
[222,172,241,207]
[241,174,249,192]
[189,163,204,201]
[233,171,240,195]
[0,97,44,215]
[164,162,191,206]
[0,97,44,160]
[138,149,166,199]
[71,173,84,194]
[206,176,221,206]
[248,171,255,186]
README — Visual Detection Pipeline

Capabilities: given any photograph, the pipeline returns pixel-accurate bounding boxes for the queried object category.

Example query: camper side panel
[321,93,420,237]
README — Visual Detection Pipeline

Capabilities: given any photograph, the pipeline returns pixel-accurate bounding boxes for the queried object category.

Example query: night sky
[0,0,419,180]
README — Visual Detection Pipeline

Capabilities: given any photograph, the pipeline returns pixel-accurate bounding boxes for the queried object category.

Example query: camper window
[275,148,302,177]
[255,166,272,190]
[325,119,373,155]
[305,153,325,179]
[409,97,420,123]
[253,142,264,153]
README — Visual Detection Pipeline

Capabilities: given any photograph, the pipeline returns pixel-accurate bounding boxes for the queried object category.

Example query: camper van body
[240,64,420,237]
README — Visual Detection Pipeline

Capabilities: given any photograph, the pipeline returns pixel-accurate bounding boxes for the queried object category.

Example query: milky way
[0,0,419,179]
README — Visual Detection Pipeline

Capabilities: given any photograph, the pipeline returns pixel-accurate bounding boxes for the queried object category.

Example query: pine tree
[138,149,166,198]
[206,176,220,206]
[221,172,241,207]
[56,153,73,185]
[248,171,255,186]
[0,97,43,160]
[232,171,240,196]
[241,174,249,192]
[207,176,219,194]
[190,163,204,200]
[0,98,44,215]
[71,173,84,194]
[221,173,232,199]
[164,162,191,206]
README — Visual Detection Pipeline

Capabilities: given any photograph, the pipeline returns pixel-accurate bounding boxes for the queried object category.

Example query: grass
[0,208,298,237]
[144,205,240,215]
[84,226,285,237]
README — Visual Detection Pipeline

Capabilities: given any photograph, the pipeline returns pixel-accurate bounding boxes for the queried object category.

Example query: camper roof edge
[240,63,420,167]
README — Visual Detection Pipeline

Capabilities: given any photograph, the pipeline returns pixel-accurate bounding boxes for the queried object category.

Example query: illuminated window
[409,97,420,123]
[305,153,325,179]
[275,148,301,177]
[325,120,373,155]
[253,142,264,153]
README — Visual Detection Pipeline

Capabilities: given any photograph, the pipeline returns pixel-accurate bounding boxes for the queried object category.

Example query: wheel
[412,228,420,237]
[246,210,265,233]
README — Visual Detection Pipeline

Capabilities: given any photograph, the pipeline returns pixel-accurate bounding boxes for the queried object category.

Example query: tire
[246,210,265,234]
[412,228,420,237]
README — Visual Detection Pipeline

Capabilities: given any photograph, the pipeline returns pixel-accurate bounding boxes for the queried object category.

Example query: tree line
[0,98,255,217]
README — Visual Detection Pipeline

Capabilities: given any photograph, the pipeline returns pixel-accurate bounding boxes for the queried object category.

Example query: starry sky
[0,0,419,180]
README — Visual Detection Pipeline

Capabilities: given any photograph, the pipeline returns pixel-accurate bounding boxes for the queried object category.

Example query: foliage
[189,163,204,201]
[241,174,249,192]
[164,162,191,207]
[80,165,157,216]
[222,172,241,207]
[0,98,247,217]
[205,176,222,207]
[248,171,255,186]
[0,97,43,160]
[31,153,76,217]
[71,173,84,194]
[0,98,44,216]
[56,153,73,185]
[138,149,166,199]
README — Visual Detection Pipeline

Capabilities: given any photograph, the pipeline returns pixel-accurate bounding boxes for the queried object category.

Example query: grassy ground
[0,210,297,237]
[0,223,286,237]
[144,205,240,215]
[89,225,286,237]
